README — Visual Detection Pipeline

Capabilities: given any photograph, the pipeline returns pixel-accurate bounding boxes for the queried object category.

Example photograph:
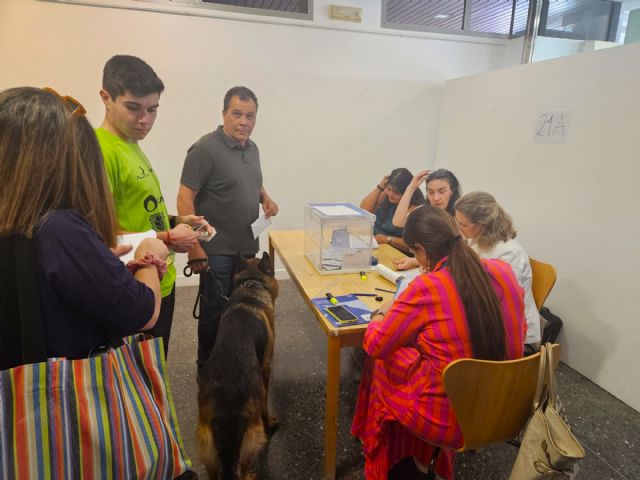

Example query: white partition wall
[0,0,512,282]
[435,42,640,411]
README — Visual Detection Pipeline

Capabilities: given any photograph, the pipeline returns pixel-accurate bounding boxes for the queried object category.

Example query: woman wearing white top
[454,192,541,351]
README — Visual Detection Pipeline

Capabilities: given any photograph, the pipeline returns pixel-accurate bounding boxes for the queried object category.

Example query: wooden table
[268,230,404,480]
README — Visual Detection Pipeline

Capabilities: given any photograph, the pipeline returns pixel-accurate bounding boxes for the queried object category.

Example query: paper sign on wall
[534,111,569,143]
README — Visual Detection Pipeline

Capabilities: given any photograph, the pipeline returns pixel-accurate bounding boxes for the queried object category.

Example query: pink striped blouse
[352,257,526,479]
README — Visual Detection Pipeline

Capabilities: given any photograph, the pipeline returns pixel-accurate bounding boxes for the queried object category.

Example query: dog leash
[183,258,208,277]
[191,267,229,320]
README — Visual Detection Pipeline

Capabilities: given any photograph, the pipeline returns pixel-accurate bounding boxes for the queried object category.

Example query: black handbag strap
[0,236,48,369]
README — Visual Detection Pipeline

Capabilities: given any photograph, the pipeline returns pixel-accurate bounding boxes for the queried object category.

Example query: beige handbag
[509,343,585,479]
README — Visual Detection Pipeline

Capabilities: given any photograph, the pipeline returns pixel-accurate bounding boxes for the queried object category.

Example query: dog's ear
[235,252,249,273]
[259,252,274,276]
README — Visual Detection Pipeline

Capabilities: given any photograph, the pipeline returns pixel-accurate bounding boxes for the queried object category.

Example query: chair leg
[424,447,441,480]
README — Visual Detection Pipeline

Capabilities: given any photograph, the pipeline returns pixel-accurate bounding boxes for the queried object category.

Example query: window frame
[381,0,622,41]
[381,0,517,39]
[148,0,313,21]
[537,0,621,42]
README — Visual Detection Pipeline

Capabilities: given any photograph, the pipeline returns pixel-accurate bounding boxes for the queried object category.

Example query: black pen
[350,293,377,297]
[375,287,396,294]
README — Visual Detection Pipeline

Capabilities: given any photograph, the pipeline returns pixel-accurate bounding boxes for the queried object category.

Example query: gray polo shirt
[181,126,263,255]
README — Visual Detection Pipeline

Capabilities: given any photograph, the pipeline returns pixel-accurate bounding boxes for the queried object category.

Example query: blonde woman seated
[454,191,541,351]
[352,206,526,480]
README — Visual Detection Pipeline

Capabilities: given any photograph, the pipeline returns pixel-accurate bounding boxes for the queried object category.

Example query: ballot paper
[251,214,272,239]
[116,230,157,264]
[314,205,363,216]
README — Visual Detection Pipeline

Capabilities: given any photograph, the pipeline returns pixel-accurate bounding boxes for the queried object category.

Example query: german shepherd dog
[197,252,279,480]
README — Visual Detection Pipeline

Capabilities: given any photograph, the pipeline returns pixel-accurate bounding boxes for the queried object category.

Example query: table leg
[268,237,275,271]
[323,335,341,480]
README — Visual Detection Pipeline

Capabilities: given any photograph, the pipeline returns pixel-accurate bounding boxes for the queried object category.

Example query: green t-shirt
[96,128,176,297]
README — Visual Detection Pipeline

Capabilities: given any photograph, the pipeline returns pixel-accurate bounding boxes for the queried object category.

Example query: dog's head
[233,252,279,301]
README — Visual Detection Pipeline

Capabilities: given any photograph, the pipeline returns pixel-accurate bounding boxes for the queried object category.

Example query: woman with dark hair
[392,168,462,227]
[352,206,526,480]
[392,168,462,270]
[0,87,168,369]
[455,191,540,350]
[361,168,425,252]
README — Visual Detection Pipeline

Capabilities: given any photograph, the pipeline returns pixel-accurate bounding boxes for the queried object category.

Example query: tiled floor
[167,282,640,479]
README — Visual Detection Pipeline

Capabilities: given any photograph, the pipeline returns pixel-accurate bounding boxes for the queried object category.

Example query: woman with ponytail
[352,206,526,480]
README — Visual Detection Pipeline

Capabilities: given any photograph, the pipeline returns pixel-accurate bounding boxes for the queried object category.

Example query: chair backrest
[443,344,560,452]
[529,258,557,309]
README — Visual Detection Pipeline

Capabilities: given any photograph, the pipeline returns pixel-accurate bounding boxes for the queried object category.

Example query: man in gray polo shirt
[177,86,278,371]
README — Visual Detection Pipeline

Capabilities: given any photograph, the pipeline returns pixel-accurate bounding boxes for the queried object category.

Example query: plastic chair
[529,258,557,310]
[442,344,561,452]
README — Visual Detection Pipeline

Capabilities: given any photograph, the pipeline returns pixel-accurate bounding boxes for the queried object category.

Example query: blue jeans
[196,255,234,373]
[208,255,236,296]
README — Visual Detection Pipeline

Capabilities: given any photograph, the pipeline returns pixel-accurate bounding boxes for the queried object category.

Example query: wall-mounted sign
[535,111,569,143]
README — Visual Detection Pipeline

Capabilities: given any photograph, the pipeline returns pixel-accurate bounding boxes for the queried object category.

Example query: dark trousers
[147,286,176,358]
[196,254,256,374]
[196,255,235,374]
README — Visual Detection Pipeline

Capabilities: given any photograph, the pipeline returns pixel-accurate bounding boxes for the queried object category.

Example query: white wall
[533,36,584,61]
[0,0,510,283]
[435,42,640,411]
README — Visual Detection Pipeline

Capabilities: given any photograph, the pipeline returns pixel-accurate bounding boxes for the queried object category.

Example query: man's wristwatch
[387,236,393,245]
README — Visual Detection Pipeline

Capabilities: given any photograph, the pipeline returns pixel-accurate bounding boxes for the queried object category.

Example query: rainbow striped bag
[0,334,191,479]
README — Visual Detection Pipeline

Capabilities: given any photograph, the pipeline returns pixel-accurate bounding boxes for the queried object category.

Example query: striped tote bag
[0,334,191,479]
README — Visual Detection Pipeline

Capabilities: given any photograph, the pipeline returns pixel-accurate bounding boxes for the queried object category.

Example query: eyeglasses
[42,87,87,118]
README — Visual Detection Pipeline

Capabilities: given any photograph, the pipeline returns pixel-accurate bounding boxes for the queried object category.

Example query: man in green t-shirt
[97,55,206,356]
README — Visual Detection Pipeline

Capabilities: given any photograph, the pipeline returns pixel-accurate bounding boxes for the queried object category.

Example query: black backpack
[540,306,563,344]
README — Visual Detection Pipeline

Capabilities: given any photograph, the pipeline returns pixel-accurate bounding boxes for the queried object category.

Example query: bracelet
[127,254,168,280]
[165,229,172,247]
[376,185,384,192]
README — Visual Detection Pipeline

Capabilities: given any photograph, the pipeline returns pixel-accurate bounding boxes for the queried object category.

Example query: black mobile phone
[326,305,358,323]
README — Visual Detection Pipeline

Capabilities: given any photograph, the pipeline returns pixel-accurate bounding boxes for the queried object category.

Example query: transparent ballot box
[304,202,376,275]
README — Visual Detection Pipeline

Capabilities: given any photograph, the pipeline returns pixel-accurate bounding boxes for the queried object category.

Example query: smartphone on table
[325,305,358,324]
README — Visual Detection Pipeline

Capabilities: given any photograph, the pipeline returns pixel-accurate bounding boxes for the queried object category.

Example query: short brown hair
[0,87,118,246]
[103,55,165,100]
[223,86,258,111]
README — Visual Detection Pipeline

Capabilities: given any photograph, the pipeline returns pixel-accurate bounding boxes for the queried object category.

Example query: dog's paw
[264,415,279,435]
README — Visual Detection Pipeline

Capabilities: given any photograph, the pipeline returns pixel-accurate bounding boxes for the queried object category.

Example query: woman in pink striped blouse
[352,206,527,480]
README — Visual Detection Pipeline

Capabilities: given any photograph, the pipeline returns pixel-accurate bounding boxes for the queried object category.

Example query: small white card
[116,230,157,264]
[251,214,272,239]
[315,205,362,216]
